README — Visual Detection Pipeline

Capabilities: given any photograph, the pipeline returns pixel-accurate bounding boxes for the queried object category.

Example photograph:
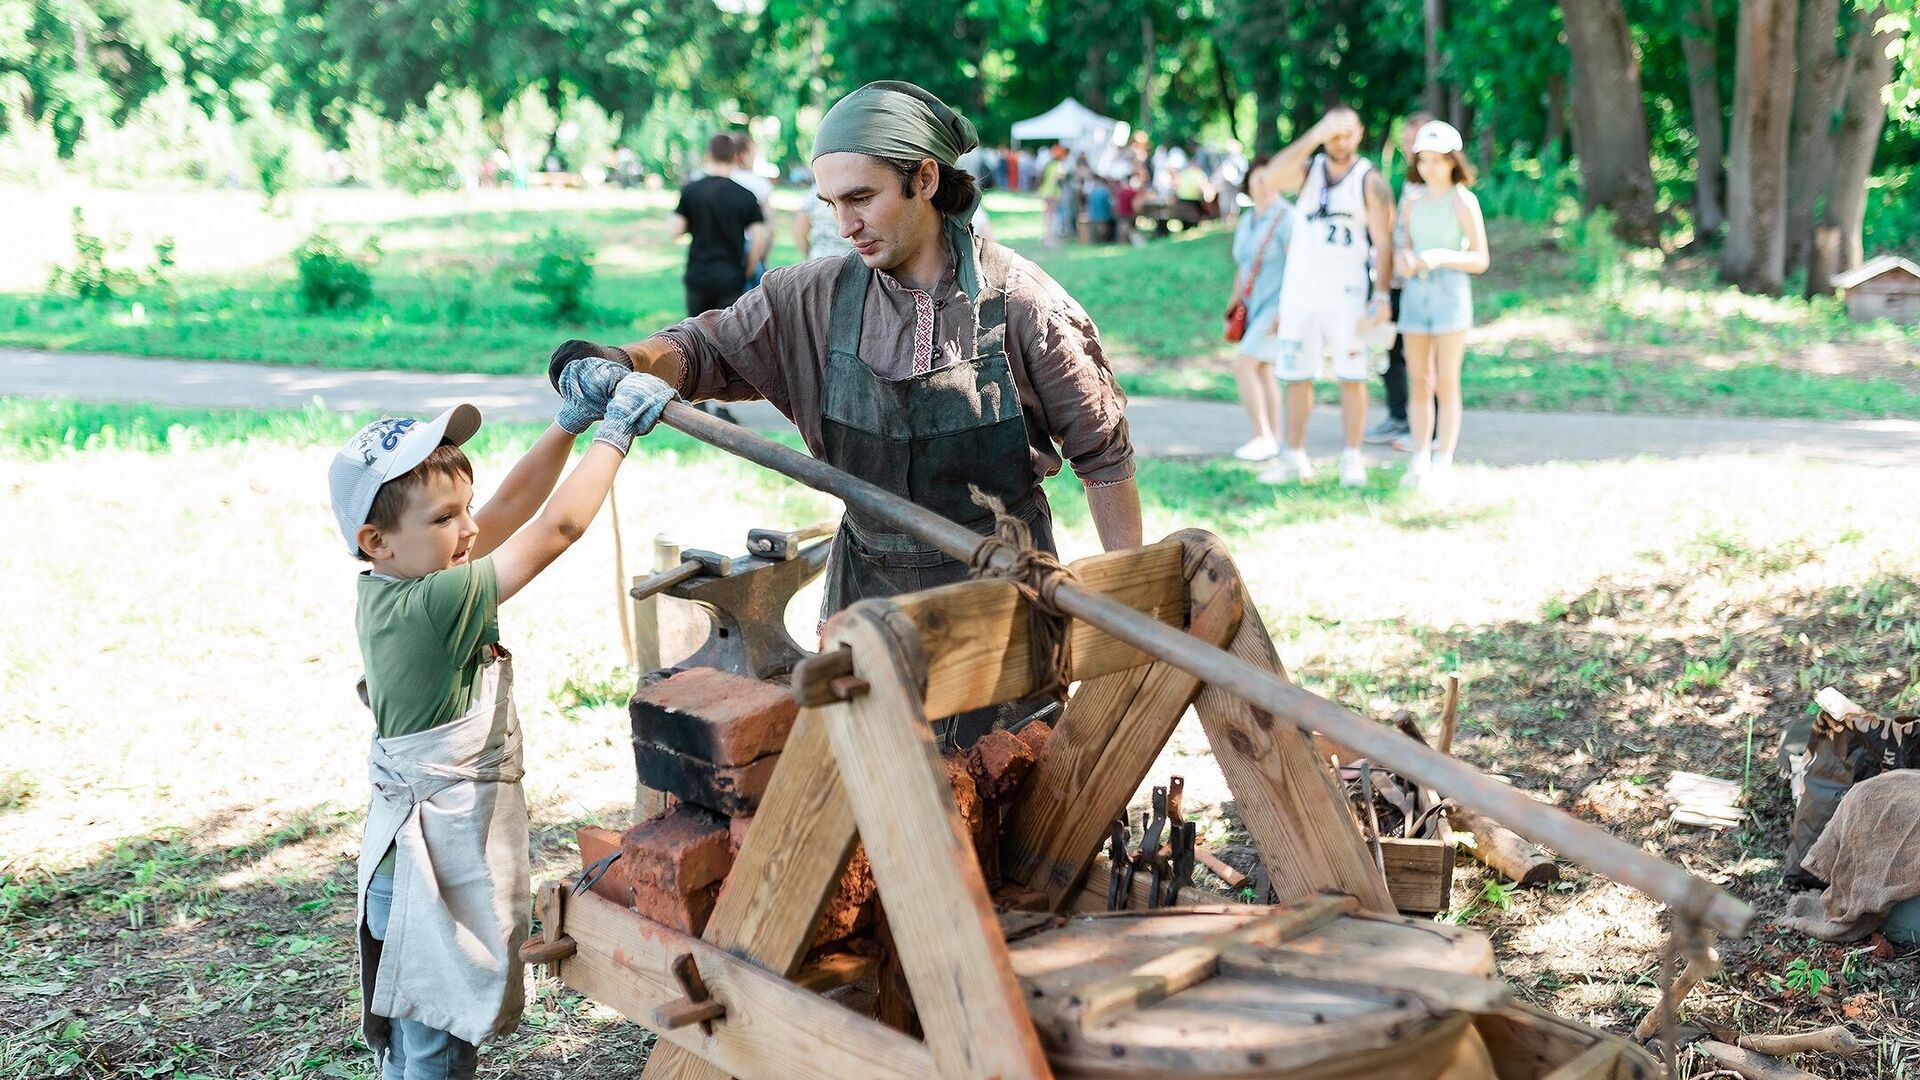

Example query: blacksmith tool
[573,850,623,897]
[1166,775,1185,827]
[1140,786,1170,908]
[1117,811,1148,905]
[1163,820,1198,907]
[747,520,838,561]
[627,525,833,680]
[1105,818,1130,911]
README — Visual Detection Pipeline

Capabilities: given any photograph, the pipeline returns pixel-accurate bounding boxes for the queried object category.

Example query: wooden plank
[820,605,1052,1079]
[1071,894,1358,1028]
[1541,1042,1621,1080]
[895,540,1187,719]
[1216,949,1511,1015]
[1189,539,1396,913]
[1379,837,1454,914]
[1001,531,1245,909]
[641,707,857,1080]
[561,889,930,1080]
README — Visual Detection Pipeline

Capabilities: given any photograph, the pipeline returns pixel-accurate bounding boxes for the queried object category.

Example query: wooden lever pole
[655,401,1756,940]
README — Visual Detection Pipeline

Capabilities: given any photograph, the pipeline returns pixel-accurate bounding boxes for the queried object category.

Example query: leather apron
[818,244,1058,747]
[356,643,529,1055]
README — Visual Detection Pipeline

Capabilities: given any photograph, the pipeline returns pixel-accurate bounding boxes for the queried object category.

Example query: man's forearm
[615,336,687,390]
[1086,478,1143,551]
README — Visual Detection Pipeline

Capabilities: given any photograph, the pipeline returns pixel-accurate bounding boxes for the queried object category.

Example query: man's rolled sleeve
[653,285,789,411]
[1032,300,1136,488]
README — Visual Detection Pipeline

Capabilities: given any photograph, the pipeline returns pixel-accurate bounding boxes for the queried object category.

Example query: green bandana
[811,81,984,299]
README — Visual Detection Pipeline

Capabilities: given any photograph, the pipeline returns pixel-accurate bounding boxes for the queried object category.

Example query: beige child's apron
[355,643,529,1055]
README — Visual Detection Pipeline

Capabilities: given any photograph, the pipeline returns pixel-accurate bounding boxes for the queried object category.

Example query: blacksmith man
[551,81,1141,733]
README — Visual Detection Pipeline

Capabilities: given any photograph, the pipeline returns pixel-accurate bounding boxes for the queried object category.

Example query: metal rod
[656,401,1756,938]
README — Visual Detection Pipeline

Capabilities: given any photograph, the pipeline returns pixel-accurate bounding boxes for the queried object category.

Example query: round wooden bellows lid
[1007,897,1505,1079]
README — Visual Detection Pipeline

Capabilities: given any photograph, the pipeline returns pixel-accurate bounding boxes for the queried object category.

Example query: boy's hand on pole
[555,355,633,434]
[593,372,676,455]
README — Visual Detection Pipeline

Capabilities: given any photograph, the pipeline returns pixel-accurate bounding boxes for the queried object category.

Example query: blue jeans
[365,874,480,1080]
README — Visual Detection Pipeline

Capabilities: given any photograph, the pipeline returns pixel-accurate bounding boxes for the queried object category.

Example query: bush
[1563,209,1629,297]
[385,86,489,193]
[512,229,596,319]
[294,231,378,313]
[47,209,141,301]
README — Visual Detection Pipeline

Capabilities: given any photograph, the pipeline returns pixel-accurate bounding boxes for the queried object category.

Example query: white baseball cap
[1412,120,1464,157]
[328,404,482,555]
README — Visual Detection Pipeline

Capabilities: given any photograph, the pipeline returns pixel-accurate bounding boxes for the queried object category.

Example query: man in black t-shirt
[671,134,770,317]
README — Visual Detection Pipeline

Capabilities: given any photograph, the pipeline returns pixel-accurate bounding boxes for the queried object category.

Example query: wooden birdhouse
[1833,255,1920,324]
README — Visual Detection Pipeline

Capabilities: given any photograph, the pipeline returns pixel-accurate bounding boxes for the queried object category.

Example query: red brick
[633,739,779,815]
[943,752,998,889]
[966,729,1038,804]
[575,825,637,908]
[631,668,798,766]
[813,845,877,947]
[728,814,754,861]
[634,880,719,935]
[620,804,733,896]
[1014,719,1052,762]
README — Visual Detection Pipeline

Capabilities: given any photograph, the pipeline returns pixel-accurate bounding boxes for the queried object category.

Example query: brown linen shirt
[652,242,1135,488]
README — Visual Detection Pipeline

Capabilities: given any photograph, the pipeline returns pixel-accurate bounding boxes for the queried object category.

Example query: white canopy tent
[1010,98,1124,148]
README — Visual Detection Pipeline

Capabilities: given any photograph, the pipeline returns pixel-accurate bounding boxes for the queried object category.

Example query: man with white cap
[547,80,1141,746]
[328,363,671,1078]
[1251,105,1396,487]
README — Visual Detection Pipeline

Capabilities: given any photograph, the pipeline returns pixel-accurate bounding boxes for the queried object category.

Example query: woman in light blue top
[1394,121,1488,492]
[1227,158,1295,461]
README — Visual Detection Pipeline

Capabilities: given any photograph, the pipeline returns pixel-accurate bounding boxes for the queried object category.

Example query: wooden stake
[1450,805,1561,887]
[1189,539,1394,912]
[1693,1040,1825,1080]
[641,708,858,1080]
[820,605,1051,1079]
[1437,672,1461,756]
[1633,944,1719,1041]
[1738,1025,1864,1057]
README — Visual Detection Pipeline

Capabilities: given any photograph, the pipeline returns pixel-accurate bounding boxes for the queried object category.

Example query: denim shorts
[1398,269,1473,335]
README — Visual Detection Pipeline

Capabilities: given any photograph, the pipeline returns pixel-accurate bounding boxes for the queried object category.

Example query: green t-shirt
[356,558,501,740]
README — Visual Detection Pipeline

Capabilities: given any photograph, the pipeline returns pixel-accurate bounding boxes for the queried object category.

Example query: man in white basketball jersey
[1253,107,1395,487]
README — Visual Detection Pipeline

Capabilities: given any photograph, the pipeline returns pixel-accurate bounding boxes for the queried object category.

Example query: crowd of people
[959,134,1250,247]
[1225,108,1490,494]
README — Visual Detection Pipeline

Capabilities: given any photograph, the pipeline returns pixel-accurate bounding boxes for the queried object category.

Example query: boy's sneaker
[1258,451,1313,485]
[1233,435,1279,461]
[1364,416,1409,445]
[1338,448,1368,488]
[1425,457,1456,497]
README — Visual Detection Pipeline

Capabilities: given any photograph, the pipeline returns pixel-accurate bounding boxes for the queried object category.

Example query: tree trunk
[1141,14,1157,135]
[1784,0,1845,274]
[1424,0,1447,117]
[1721,0,1797,293]
[1679,0,1726,237]
[1544,72,1568,157]
[1208,35,1241,145]
[1819,3,1896,275]
[1560,0,1662,246]
[1083,44,1107,114]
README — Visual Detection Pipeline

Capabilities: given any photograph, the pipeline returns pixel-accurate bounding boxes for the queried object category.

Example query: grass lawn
[4,398,1919,1077]
[4,183,1920,420]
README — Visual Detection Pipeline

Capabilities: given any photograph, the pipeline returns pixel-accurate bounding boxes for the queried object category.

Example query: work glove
[548,339,632,394]
[593,371,676,456]
[555,355,632,434]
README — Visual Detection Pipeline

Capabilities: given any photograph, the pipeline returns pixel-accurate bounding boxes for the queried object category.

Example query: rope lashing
[965,485,1079,700]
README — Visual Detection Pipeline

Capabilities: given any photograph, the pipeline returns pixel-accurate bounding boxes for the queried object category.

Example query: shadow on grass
[0,802,657,1079]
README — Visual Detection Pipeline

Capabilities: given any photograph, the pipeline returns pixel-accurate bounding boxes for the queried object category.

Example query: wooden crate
[1381,836,1455,914]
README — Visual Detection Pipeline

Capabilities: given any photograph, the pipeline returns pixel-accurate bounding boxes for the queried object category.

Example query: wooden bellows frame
[540,531,1393,1080]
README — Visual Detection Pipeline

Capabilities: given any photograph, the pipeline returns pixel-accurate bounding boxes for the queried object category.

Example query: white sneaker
[1233,435,1279,461]
[1339,449,1367,488]
[1258,451,1313,484]
[1425,458,1455,496]
[1400,451,1431,490]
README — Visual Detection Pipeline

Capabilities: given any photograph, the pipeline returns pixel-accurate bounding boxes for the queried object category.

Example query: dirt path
[9,347,1920,469]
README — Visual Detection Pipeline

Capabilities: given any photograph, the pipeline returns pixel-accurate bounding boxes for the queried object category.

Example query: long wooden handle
[656,400,1756,940]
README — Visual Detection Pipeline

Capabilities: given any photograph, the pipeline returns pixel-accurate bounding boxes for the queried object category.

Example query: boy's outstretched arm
[491,373,674,603]
[471,424,576,560]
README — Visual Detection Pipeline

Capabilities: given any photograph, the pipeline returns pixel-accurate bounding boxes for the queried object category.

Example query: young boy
[328,360,670,1078]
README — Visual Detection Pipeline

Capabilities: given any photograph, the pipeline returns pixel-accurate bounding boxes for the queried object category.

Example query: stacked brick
[592,664,1054,946]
